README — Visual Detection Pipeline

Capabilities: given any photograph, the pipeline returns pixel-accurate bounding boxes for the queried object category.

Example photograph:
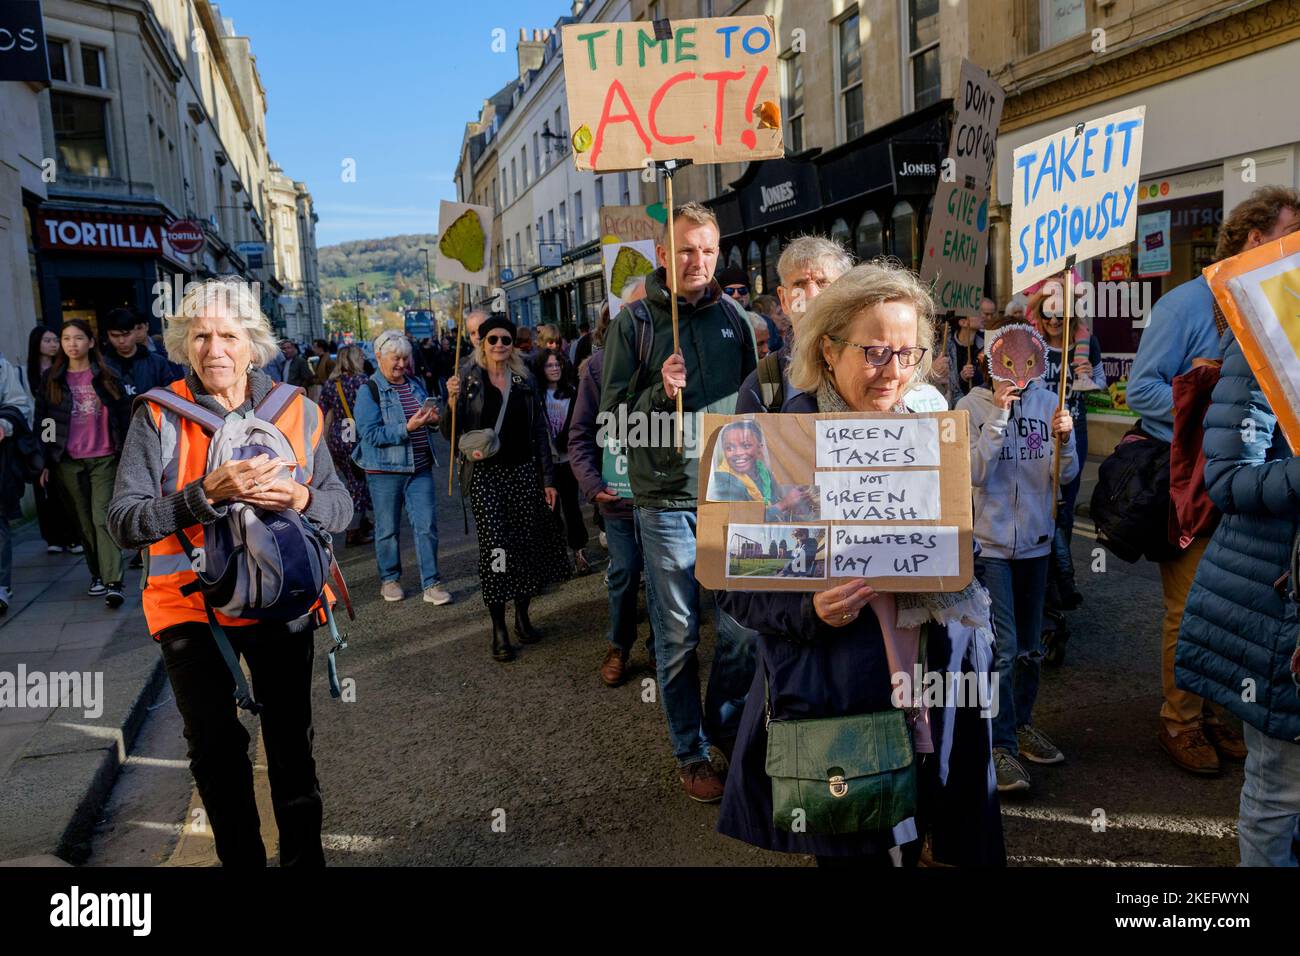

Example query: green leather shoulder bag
[765,628,925,836]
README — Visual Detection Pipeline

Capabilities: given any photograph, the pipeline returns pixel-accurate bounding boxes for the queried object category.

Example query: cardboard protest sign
[435,200,492,286]
[923,184,990,315]
[561,15,783,172]
[696,411,973,592]
[950,60,1003,189]
[1010,106,1146,294]
[600,204,666,315]
[920,61,1003,316]
[1205,229,1300,452]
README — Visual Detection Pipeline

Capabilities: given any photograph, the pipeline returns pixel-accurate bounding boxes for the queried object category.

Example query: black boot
[489,603,515,662]
[513,596,542,645]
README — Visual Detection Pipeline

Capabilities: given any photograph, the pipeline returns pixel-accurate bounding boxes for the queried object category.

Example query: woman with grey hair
[715,261,1004,866]
[107,277,353,867]
[318,344,373,547]
[352,328,450,606]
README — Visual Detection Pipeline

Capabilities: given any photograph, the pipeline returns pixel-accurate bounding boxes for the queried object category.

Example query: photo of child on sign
[560,15,784,171]
[705,420,820,521]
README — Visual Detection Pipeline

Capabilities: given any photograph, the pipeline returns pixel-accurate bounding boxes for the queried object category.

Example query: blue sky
[215,0,566,247]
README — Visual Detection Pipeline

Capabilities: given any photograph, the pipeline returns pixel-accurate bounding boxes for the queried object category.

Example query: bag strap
[137,387,226,434]
[492,374,512,433]
[334,379,353,421]
[758,352,785,413]
[255,382,302,425]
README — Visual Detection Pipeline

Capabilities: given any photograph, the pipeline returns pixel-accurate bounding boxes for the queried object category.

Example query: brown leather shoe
[679,759,725,803]
[600,647,629,687]
[1158,727,1220,775]
[1204,721,1248,761]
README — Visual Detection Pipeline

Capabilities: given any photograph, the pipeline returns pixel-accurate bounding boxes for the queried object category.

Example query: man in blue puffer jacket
[1178,327,1300,866]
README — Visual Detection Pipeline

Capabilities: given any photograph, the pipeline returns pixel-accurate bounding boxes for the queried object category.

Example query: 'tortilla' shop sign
[37,210,168,256]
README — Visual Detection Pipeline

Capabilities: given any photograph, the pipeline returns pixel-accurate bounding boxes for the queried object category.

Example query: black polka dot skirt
[468,457,573,606]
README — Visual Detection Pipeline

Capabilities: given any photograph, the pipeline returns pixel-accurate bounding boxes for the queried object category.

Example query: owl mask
[986,323,1047,389]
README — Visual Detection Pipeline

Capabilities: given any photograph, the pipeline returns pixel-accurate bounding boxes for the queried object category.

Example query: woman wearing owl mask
[957,318,1077,796]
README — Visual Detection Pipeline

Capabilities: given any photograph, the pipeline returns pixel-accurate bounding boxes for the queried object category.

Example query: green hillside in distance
[318,233,448,308]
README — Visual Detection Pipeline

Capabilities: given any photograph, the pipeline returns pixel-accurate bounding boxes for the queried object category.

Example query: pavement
[0,525,164,864]
[75,444,1245,867]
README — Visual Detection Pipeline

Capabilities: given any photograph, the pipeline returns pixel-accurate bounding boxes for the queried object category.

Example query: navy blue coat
[715,389,1005,863]
[1178,333,1300,743]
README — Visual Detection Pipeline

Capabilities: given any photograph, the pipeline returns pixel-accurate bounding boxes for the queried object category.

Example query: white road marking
[124,756,190,769]
[1009,855,1176,867]
[1000,805,1236,839]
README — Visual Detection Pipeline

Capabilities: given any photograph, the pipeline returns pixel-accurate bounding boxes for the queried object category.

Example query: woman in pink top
[34,320,132,607]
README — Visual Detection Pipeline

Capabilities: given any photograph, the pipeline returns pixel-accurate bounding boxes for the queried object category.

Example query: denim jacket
[351,370,433,473]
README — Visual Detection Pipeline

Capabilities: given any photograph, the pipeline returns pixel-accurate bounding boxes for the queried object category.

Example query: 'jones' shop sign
[0,1,50,83]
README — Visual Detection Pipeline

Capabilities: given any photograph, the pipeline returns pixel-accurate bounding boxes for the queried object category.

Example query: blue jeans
[637,506,757,766]
[1239,723,1300,866]
[604,515,643,654]
[976,555,1049,754]
[367,468,441,589]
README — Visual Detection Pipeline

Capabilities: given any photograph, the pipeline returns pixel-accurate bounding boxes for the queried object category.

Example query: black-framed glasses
[485,334,513,346]
[829,336,927,368]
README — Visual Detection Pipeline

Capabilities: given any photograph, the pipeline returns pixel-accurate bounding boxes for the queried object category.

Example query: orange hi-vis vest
[142,379,327,637]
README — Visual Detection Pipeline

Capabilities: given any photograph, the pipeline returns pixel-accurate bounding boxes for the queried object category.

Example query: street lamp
[418,247,434,313]
[354,281,366,341]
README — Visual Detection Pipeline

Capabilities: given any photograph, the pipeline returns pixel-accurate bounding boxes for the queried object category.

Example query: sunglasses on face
[485,334,513,346]
[829,336,928,368]
[724,285,747,295]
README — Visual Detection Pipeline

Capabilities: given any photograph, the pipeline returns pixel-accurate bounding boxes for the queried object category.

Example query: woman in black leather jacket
[443,316,571,661]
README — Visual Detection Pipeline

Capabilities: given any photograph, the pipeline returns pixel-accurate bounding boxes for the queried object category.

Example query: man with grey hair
[457,309,489,377]
[736,235,854,413]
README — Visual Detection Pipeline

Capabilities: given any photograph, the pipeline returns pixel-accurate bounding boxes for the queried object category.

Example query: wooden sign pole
[1051,261,1074,521]
[664,166,684,453]
[448,282,465,496]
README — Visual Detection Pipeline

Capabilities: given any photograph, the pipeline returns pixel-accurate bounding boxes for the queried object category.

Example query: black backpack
[1090,424,1180,563]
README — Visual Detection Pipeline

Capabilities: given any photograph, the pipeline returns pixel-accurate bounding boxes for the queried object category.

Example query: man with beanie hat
[102,307,181,397]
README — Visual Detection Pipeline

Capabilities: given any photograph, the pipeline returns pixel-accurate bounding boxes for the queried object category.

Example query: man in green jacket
[599,201,757,803]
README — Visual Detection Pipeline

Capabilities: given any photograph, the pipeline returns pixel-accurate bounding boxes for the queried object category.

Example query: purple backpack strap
[255,383,303,424]
[136,387,226,434]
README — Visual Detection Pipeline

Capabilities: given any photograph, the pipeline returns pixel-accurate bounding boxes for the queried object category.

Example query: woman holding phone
[352,329,452,606]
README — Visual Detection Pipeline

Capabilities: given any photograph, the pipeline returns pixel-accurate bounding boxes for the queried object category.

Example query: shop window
[764,236,781,293]
[835,11,863,142]
[51,92,111,178]
[594,176,604,210]
[830,218,851,247]
[903,0,940,112]
[890,201,916,268]
[47,39,69,82]
[783,50,804,154]
[746,240,762,291]
[856,210,884,260]
[727,246,743,271]
[81,45,106,88]
[1038,0,1087,52]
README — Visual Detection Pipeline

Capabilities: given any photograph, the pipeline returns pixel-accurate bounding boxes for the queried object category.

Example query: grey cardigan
[107,368,353,551]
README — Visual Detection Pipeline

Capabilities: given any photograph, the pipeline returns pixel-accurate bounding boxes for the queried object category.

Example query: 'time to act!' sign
[561,16,783,172]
